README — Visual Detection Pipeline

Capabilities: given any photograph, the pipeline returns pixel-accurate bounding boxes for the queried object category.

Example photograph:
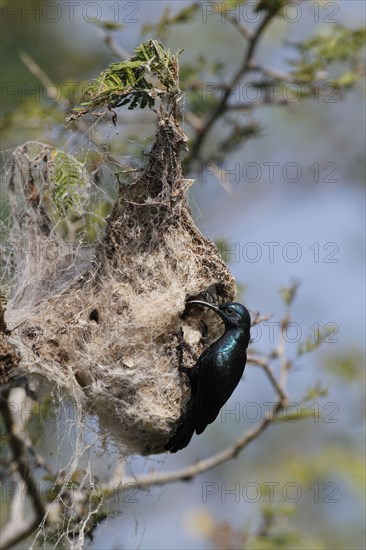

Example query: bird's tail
[164,398,196,453]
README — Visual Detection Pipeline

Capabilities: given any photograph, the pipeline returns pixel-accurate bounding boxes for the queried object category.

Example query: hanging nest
[1,45,237,455]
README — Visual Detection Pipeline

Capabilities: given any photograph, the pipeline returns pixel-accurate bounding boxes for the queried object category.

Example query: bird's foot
[178,365,191,375]
[176,327,188,352]
[199,320,209,343]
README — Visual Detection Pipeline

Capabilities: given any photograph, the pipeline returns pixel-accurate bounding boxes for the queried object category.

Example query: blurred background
[0,1,365,549]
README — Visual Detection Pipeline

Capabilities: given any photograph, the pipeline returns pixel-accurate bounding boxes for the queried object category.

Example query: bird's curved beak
[187,300,225,321]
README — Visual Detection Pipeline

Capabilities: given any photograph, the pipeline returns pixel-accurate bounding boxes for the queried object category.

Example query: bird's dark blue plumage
[165,301,251,452]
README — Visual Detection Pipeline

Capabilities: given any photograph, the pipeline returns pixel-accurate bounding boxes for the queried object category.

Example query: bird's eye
[226,306,234,314]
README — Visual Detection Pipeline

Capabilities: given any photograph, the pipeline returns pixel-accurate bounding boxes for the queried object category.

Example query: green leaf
[92,20,125,31]
[48,150,89,217]
[279,279,300,307]
[333,71,360,88]
[275,407,318,422]
[297,323,338,356]
[142,3,201,37]
[302,383,328,402]
[289,26,366,81]
[254,0,287,16]
[67,40,181,121]
[323,349,364,382]
[219,122,262,157]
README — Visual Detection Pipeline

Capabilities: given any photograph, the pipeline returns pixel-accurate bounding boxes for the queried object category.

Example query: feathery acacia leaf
[67,40,181,121]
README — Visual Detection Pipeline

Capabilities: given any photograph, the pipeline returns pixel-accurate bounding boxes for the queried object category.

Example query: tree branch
[19,51,70,111]
[0,388,47,550]
[107,402,283,494]
[189,12,273,162]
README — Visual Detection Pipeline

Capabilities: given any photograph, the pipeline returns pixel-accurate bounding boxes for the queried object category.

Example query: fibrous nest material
[2,103,236,455]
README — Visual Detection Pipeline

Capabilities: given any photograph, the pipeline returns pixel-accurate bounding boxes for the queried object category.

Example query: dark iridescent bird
[165,301,251,453]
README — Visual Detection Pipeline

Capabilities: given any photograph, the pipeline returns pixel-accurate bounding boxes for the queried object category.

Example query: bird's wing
[194,349,229,435]
[194,347,247,435]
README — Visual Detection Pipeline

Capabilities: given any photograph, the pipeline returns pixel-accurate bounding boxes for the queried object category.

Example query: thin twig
[277,317,290,389]
[247,354,288,404]
[19,51,69,110]
[227,16,254,41]
[248,63,292,81]
[251,313,272,325]
[227,98,293,110]
[0,388,47,550]
[0,476,41,550]
[101,32,131,60]
[183,110,205,132]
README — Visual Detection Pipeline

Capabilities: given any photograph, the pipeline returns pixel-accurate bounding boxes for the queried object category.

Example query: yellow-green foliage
[69,40,181,120]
